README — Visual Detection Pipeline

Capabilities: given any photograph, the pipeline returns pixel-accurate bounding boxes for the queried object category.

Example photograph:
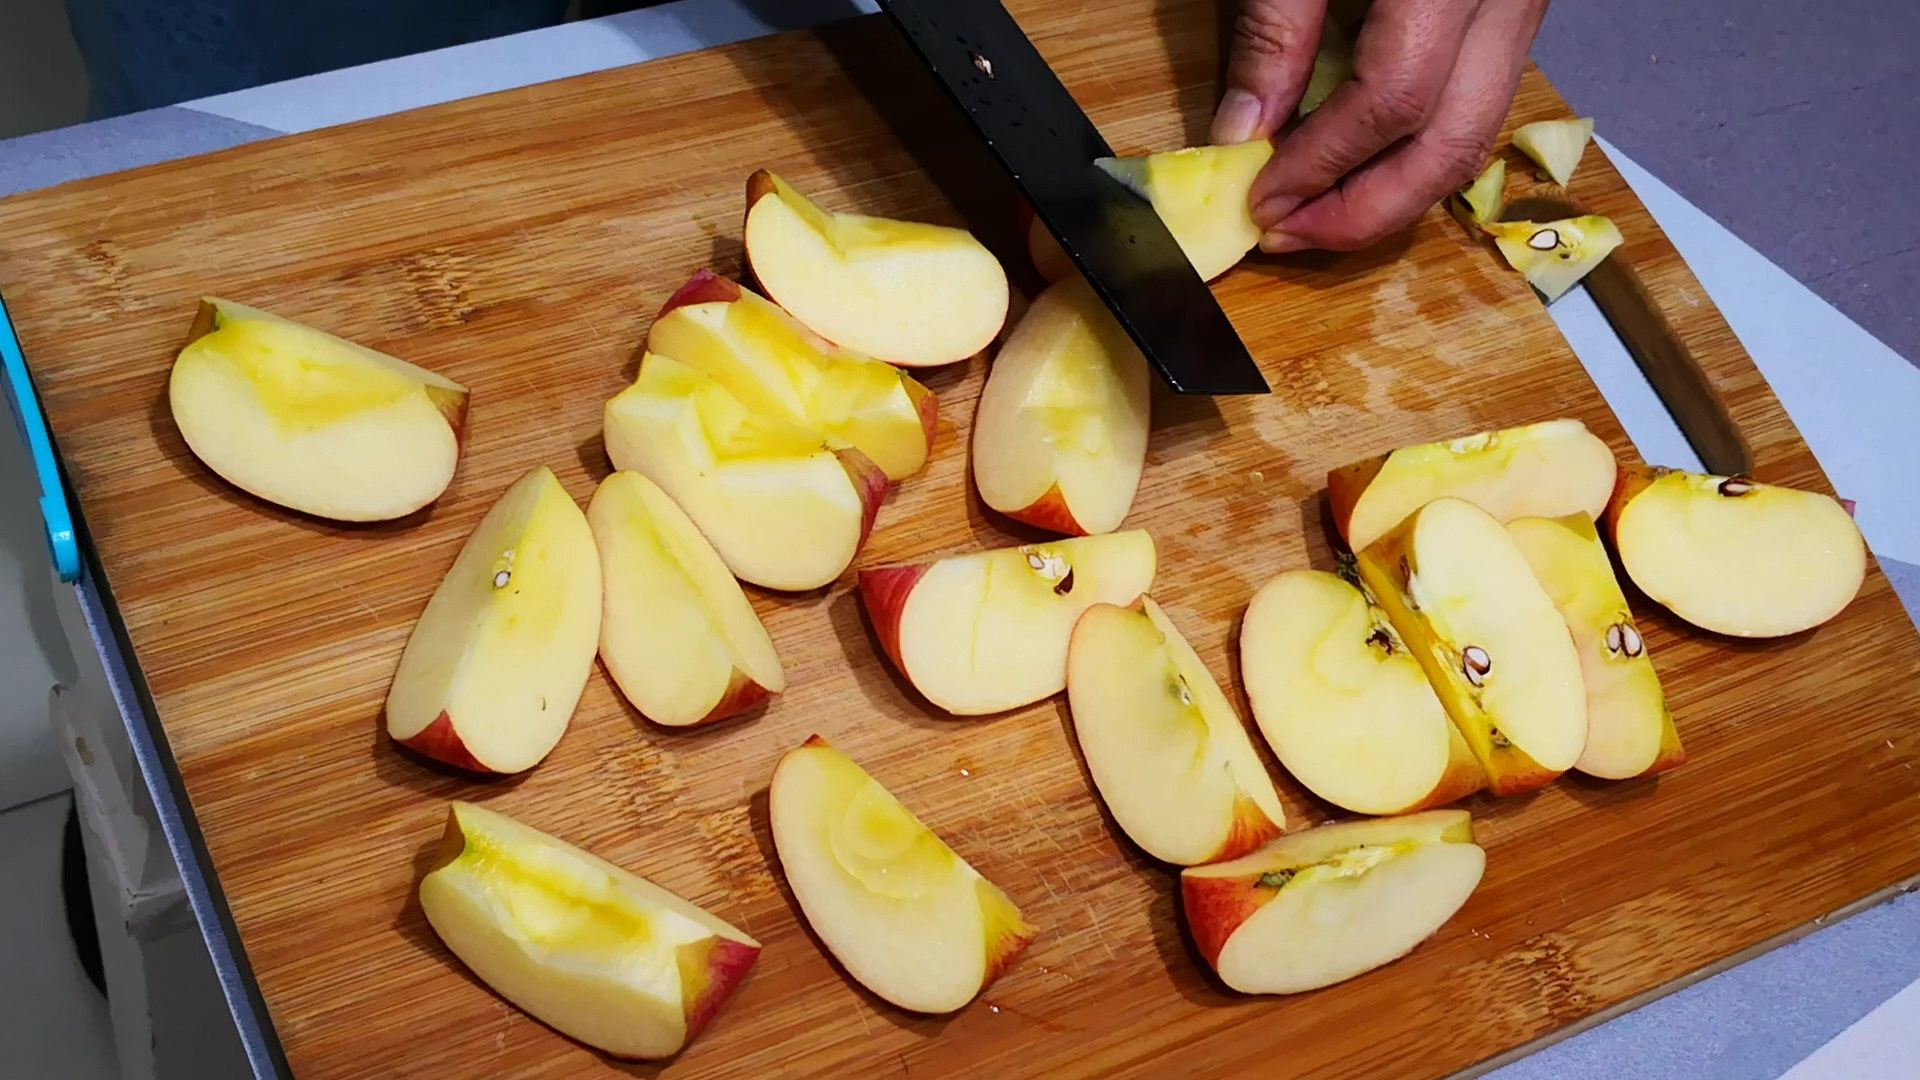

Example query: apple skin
[840,449,890,549]
[1412,755,1490,811]
[681,936,762,1042]
[1181,873,1263,969]
[1601,462,1662,540]
[424,387,470,450]
[1325,454,1387,546]
[856,564,930,674]
[658,268,744,318]
[1212,791,1286,865]
[1007,484,1081,536]
[697,670,774,728]
[396,711,495,774]
[978,879,1037,986]
[906,379,940,454]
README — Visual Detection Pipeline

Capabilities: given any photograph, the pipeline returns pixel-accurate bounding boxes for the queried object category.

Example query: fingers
[1264,0,1548,252]
[1211,0,1327,144]
[1249,0,1481,230]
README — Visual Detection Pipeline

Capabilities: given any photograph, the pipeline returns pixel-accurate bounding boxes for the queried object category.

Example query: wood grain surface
[3,3,1918,1077]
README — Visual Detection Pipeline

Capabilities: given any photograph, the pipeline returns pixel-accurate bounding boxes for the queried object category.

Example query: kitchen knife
[876,0,1270,395]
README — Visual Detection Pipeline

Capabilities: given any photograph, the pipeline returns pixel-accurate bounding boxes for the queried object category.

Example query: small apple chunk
[1328,418,1617,552]
[648,270,937,481]
[972,276,1151,536]
[1607,465,1865,638]
[743,170,1008,367]
[770,737,1034,1013]
[1240,570,1485,815]
[1066,597,1285,865]
[1181,810,1484,995]
[603,353,888,592]
[168,297,467,521]
[1507,513,1682,779]
[1356,498,1588,796]
[858,531,1156,715]
[386,466,601,774]
[1512,116,1595,187]
[587,471,784,728]
[419,801,759,1059]
[1484,215,1624,303]
[1094,141,1275,281]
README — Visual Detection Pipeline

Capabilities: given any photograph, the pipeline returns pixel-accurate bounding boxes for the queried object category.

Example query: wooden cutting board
[4,3,1918,1076]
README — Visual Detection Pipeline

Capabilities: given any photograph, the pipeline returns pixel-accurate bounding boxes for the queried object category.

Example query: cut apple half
[386,466,602,774]
[1066,597,1285,865]
[743,170,1008,367]
[587,471,784,728]
[1240,569,1485,815]
[1356,497,1587,796]
[603,352,888,592]
[1484,215,1623,303]
[1607,465,1865,638]
[769,737,1033,1013]
[1094,141,1275,281]
[1512,117,1595,186]
[419,801,759,1059]
[648,270,937,481]
[1507,513,1682,779]
[168,297,467,521]
[1181,810,1484,995]
[858,531,1157,715]
[1328,418,1618,552]
[972,276,1151,536]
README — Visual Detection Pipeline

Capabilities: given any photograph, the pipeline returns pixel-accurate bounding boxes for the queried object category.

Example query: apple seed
[1365,624,1396,655]
[1619,622,1644,657]
[1489,727,1512,750]
[1605,621,1624,655]
[1527,228,1561,251]
[1716,476,1756,497]
[1461,644,1492,686]
[492,569,511,589]
[1053,568,1076,595]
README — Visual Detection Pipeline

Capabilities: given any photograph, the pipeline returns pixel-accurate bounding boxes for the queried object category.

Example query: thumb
[1212,0,1326,144]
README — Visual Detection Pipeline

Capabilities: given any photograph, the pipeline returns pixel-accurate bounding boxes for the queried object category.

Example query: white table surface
[2,2,1916,1076]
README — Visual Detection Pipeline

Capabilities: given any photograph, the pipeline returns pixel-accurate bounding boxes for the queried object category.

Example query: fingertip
[1210,88,1266,146]
[1258,230,1309,255]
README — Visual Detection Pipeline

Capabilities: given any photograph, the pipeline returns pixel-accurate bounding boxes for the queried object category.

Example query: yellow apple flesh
[1092,141,1274,281]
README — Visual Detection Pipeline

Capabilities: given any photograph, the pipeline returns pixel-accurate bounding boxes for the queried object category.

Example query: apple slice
[587,471,784,728]
[419,801,759,1059]
[1355,497,1588,796]
[742,170,1008,368]
[168,297,467,521]
[1328,418,1617,552]
[859,531,1157,715]
[1607,465,1865,638]
[971,276,1151,536]
[1507,513,1682,779]
[1483,216,1624,303]
[1456,159,1506,226]
[769,736,1033,1013]
[648,270,938,481]
[603,352,888,592]
[386,466,602,774]
[1093,141,1275,281]
[1240,569,1485,815]
[1181,810,1484,994]
[1512,117,1595,186]
[1066,597,1285,865]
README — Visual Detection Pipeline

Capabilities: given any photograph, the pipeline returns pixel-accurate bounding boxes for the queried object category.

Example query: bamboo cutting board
[3,3,1919,1076]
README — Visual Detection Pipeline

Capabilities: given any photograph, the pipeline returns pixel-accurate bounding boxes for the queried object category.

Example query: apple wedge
[418,801,759,1059]
[1093,141,1274,281]
[1607,465,1865,638]
[1328,418,1617,552]
[603,353,888,592]
[386,466,602,774]
[1355,497,1588,796]
[1507,513,1682,779]
[648,270,938,481]
[1066,597,1285,865]
[769,737,1033,1013]
[1240,569,1485,815]
[168,297,467,521]
[587,471,784,728]
[972,276,1151,536]
[1181,810,1484,994]
[743,170,1008,367]
[858,531,1157,715]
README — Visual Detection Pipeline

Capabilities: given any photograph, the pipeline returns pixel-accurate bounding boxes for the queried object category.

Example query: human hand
[1211,0,1549,253]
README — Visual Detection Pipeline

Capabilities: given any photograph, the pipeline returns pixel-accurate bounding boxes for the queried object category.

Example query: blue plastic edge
[0,290,80,582]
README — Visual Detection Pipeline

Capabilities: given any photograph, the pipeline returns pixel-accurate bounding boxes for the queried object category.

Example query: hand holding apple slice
[419,801,759,1059]
[972,276,1151,536]
[1328,418,1617,552]
[770,737,1034,1013]
[1182,810,1484,994]
[587,471,784,728]
[1093,141,1274,280]
[743,170,1008,367]
[1355,497,1588,796]
[168,297,467,521]
[1240,569,1485,815]
[1507,513,1683,779]
[1066,597,1285,865]
[859,531,1156,715]
[1606,465,1865,637]
[386,466,601,774]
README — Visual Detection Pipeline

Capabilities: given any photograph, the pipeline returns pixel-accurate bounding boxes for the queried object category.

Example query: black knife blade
[877,0,1270,395]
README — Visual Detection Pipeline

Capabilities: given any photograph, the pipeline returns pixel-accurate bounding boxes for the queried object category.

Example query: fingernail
[1211,88,1264,145]
[1251,194,1299,231]
[1259,230,1308,255]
